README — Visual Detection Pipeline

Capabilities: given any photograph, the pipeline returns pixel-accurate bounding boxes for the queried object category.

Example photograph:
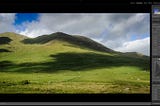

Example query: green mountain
[0,32,149,69]
[0,32,150,94]
[22,32,114,53]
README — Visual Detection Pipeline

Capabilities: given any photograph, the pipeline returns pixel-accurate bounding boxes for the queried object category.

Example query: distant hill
[22,32,115,53]
[0,32,148,58]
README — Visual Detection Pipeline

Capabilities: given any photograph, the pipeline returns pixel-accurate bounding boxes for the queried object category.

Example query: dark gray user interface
[152,5,160,105]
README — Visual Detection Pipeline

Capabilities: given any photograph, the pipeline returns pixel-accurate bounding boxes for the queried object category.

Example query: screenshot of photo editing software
[0,0,160,105]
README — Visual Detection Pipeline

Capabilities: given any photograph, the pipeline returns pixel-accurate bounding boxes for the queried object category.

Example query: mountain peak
[54,32,68,35]
[22,32,115,53]
[52,32,71,37]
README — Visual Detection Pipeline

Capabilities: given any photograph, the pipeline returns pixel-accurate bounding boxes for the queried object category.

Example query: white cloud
[115,37,150,56]
[18,13,111,38]
[99,13,150,45]
[0,13,16,33]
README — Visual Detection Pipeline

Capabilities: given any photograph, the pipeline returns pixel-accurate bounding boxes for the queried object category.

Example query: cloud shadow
[0,37,12,45]
[0,52,150,73]
[0,49,12,53]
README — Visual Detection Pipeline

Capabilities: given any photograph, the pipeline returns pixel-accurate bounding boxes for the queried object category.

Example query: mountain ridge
[22,32,115,53]
[0,32,148,57]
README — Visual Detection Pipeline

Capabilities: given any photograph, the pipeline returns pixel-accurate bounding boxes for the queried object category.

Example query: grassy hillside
[0,32,150,94]
[22,32,114,53]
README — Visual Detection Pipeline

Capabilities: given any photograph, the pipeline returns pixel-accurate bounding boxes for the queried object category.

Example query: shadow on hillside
[0,61,13,67]
[0,49,12,53]
[0,52,150,73]
[0,37,12,45]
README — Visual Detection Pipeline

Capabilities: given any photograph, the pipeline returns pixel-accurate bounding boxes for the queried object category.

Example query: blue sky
[130,33,149,41]
[14,13,39,26]
[0,13,150,55]
[14,13,39,31]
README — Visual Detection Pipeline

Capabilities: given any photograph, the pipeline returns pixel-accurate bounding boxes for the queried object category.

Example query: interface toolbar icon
[154,8,160,14]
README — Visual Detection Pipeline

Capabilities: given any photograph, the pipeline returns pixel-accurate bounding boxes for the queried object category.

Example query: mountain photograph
[0,13,150,93]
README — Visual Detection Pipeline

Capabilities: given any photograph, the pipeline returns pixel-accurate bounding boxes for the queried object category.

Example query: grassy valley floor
[0,67,150,93]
